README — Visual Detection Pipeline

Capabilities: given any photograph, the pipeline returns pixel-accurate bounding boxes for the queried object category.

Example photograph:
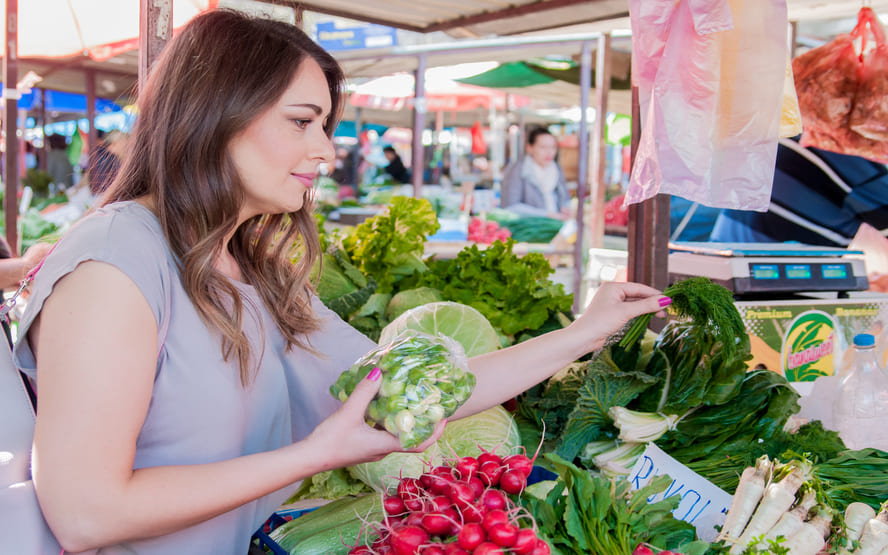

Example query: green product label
[780,310,837,382]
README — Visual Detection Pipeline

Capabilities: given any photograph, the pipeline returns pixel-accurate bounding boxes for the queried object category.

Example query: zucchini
[287,513,385,555]
[268,494,381,552]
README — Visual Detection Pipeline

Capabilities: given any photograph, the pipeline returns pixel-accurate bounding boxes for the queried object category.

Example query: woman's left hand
[565,281,669,354]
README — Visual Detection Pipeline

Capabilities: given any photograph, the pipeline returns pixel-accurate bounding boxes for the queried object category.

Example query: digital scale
[668,242,869,296]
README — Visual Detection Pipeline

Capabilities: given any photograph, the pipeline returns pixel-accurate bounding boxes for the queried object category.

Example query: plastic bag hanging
[626,0,787,212]
[794,7,888,162]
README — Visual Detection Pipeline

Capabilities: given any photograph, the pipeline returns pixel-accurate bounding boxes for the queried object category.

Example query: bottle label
[781,310,837,382]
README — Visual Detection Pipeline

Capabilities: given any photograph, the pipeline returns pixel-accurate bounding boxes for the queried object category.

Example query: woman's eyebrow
[285,103,323,114]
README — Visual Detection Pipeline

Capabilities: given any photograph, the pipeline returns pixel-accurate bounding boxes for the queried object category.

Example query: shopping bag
[794,7,888,162]
[627,0,787,211]
[0,329,62,554]
[849,9,888,141]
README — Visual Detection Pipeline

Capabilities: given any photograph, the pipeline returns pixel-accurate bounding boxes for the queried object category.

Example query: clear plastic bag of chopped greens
[330,331,475,449]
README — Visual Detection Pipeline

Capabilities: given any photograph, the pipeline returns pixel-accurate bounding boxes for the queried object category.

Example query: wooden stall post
[139,0,173,93]
[3,0,18,252]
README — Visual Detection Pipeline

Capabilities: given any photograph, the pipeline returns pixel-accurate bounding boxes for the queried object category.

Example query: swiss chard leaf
[556,354,658,462]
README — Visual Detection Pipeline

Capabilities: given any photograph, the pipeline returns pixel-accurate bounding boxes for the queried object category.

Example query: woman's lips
[291,173,316,187]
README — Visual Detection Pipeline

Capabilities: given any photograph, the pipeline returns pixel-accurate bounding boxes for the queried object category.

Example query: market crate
[251,505,319,555]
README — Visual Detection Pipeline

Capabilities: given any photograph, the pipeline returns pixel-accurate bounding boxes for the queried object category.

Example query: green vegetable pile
[515,278,801,482]
[330,331,476,449]
[313,196,574,344]
[522,453,708,555]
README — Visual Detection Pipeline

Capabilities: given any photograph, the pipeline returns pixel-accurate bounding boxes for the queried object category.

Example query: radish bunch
[348,451,550,555]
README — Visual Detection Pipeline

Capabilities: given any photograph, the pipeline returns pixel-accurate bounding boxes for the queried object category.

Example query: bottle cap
[854,333,875,347]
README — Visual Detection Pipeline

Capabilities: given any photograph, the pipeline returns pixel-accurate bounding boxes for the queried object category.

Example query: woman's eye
[291,119,311,130]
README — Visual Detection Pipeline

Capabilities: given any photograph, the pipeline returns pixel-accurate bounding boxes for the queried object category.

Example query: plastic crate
[251,506,317,555]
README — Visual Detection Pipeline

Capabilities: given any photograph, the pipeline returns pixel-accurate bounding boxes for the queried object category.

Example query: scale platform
[668,242,869,296]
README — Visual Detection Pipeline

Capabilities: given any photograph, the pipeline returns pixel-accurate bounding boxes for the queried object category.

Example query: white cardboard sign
[627,443,733,542]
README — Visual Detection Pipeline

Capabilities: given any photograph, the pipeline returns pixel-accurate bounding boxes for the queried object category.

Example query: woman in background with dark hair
[15,10,668,554]
[501,126,571,220]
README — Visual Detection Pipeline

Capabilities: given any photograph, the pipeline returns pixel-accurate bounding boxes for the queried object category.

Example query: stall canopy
[0,0,216,60]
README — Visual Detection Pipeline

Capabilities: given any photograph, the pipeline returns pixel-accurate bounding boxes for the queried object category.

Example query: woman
[15,10,669,553]
[501,127,571,219]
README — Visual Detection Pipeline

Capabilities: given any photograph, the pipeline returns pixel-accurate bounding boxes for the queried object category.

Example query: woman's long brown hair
[104,10,346,385]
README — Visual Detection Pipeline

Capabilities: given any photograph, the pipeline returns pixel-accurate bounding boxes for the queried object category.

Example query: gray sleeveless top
[14,201,376,554]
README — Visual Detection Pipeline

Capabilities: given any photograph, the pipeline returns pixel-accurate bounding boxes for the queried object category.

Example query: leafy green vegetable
[619,277,748,362]
[555,354,658,462]
[347,405,521,493]
[419,238,573,340]
[380,301,502,358]
[284,468,370,502]
[817,448,888,510]
[658,369,800,460]
[523,452,703,555]
[342,196,439,294]
[684,420,846,494]
[384,287,444,321]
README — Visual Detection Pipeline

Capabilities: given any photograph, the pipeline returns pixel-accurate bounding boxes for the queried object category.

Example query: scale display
[668,242,869,295]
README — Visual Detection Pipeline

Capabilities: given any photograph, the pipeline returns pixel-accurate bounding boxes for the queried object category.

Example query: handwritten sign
[628,443,732,542]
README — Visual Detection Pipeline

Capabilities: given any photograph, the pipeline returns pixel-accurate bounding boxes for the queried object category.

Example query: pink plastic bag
[627,0,787,212]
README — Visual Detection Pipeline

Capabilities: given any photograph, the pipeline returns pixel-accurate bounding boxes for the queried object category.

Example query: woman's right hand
[306,370,445,470]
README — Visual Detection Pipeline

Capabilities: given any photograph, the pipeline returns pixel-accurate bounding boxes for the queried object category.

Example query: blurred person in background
[45,134,73,190]
[382,145,410,183]
[501,126,571,220]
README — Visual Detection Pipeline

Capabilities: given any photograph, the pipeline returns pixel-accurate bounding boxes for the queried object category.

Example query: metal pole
[86,68,97,182]
[572,40,592,314]
[590,33,611,249]
[411,53,428,198]
[3,0,18,253]
[139,0,173,93]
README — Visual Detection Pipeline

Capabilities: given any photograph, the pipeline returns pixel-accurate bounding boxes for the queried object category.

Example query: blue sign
[316,21,397,51]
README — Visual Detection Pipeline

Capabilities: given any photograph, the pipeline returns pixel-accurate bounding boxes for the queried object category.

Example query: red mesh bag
[793,7,888,162]
[849,9,888,141]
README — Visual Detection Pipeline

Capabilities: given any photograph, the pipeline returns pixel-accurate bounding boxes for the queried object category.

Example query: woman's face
[527,133,558,167]
[228,58,335,222]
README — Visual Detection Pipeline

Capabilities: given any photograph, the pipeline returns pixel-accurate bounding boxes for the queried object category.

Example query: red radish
[480,489,509,512]
[459,502,484,523]
[421,512,453,536]
[390,526,429,555]
[405,512,425,528]
[499,469,527,495]
[512,528,539,554]
[403,496,424,512]
[632,545,655,555]
[420,544,446,555]
[477,452,502,466]
[531,539,551,555]
[473,542,505,555]
[502,454,533,478]
[487,522,518,547]
[455,457,480,480]
[429,495,452,512]
[468,477,485,499]
[398,477,422,499]
[448,481,475,508]
[348,547,372,555]
[481,509,509,532]
[443,543,470,555]
[383,495,407,515]
[458,522,486,550]
[479,461,505,486]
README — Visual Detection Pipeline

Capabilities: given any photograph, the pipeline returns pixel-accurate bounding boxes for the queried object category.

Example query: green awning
[457,61,555,88]
[457,61,631,91]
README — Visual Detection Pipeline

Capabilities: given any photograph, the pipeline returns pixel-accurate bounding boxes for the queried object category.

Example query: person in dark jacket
[382,145,410,183]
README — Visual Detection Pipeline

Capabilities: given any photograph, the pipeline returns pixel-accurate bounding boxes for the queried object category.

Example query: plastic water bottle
[833,333,888,450]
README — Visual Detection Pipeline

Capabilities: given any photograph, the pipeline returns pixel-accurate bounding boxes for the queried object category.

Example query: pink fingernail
[366,367,382,381]
[658,296,672,307]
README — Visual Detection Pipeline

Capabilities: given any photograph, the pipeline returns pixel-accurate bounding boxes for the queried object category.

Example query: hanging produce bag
[626,0,787,211]
[794,7,888,162]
